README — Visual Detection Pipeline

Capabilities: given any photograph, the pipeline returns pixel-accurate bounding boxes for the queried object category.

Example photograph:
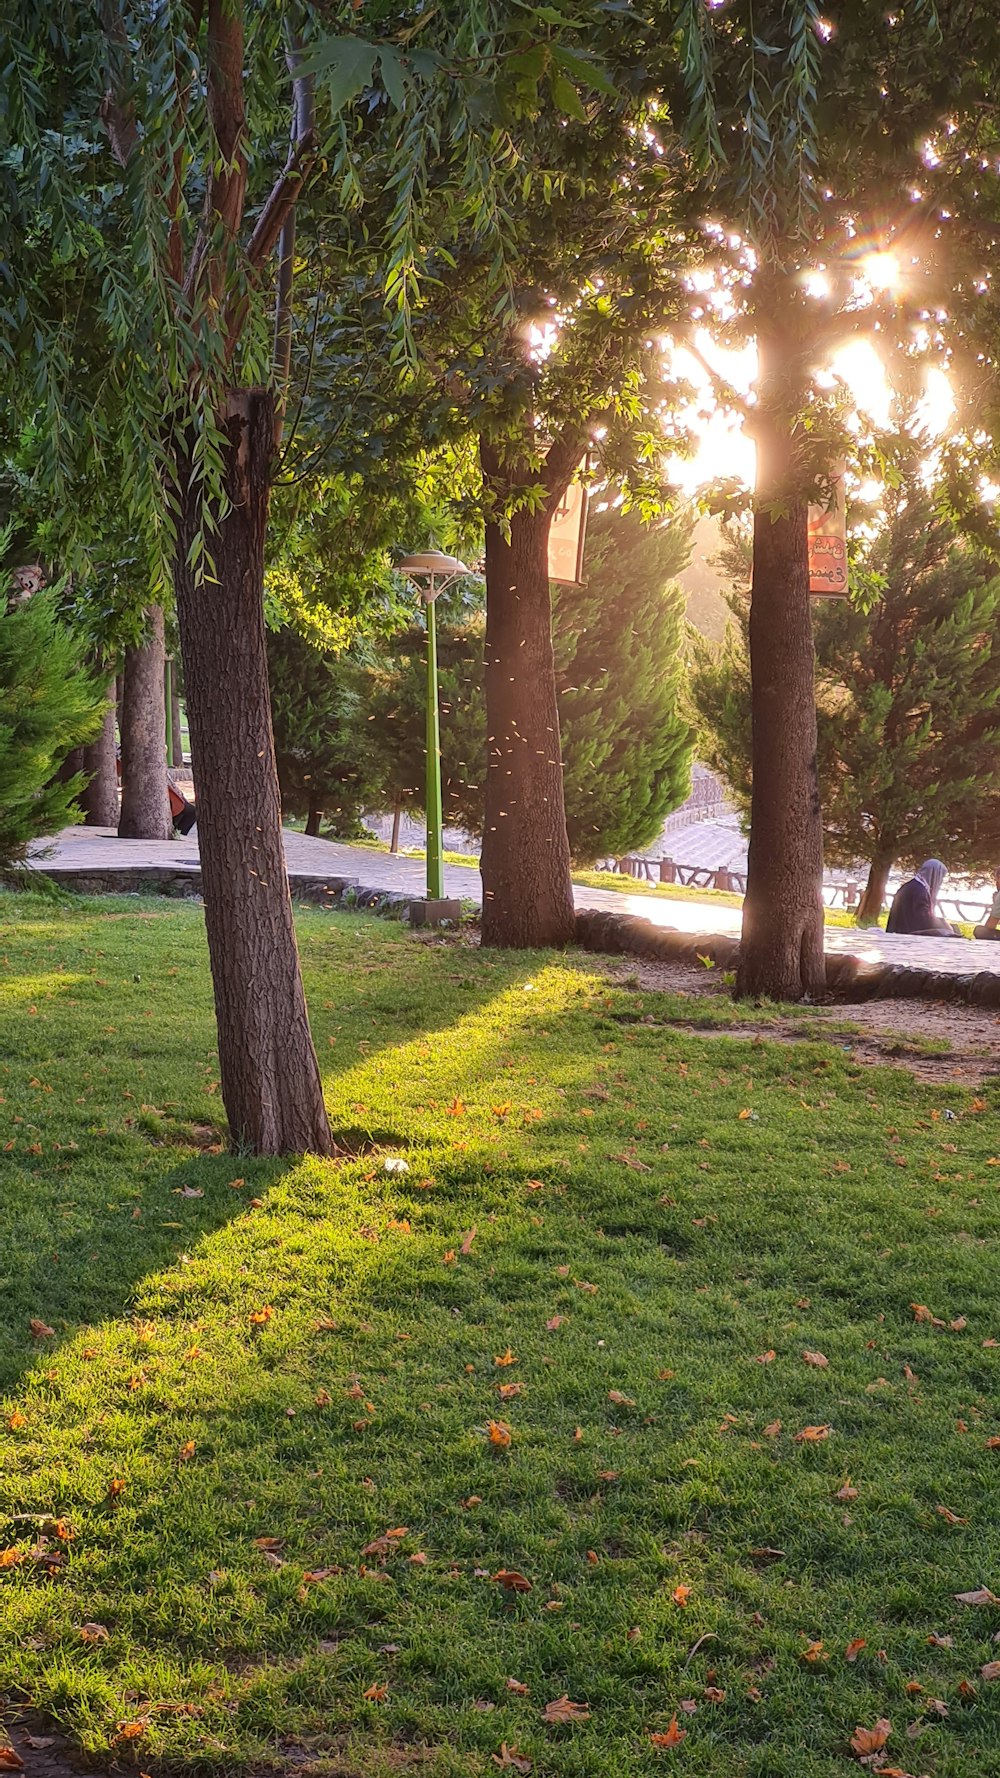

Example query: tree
[655,0,996,998]
[118,605,171,841]
[267,626,377,837]
[688,479,1000,922]
[552,500,693,865]
[0,590,105,871]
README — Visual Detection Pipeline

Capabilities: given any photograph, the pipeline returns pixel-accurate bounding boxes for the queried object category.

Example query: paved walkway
[26,826,1000,979]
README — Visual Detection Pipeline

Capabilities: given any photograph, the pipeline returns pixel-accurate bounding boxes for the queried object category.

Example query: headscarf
[916,859,947,903]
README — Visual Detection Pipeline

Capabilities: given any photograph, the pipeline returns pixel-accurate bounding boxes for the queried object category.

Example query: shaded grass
[1,896,1000,1775]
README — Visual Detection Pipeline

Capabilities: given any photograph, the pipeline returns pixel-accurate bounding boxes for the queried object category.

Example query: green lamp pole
[396,552,470,904]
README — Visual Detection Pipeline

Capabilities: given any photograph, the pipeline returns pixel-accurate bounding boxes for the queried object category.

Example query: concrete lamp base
[409,897,463,929]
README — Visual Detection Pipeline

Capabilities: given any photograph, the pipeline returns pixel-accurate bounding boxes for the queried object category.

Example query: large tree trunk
[81,677,119,826]
[304,804,322,838]
[119,607,171,840]
[736,324,825,1001]
[856,849,894,926]
[173,388,332,1157]
[479,465,576,950]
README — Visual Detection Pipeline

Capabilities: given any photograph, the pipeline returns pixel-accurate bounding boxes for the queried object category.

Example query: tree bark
[305,804,322,838]
[119,607,172,840]
[479,451,576,949]
[856,849,894,925]
[173,387,332,1157]
[390,797,402,854]
[736,321,826,1001]
[81,677,119,826]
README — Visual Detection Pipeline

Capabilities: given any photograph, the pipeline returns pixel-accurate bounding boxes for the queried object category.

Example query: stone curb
[573,907,1000,1007]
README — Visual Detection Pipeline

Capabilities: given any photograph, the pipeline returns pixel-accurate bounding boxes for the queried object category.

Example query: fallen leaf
[315,1388,331,1407]
[108,1477,125,1499]
[649,1718,686,1748]
[492,1746,531,1774]
[409,1551,427,1566]
[749,1547,784,1565]
[794,1424,832,1442]
[505,1678,530,1695]
[488,1419,512,1448]
[803,1350,829,1368]
[460,1226,477,1256]
[494,1348,517,1367]
[254,1536,285,1551]
[845,1639,867,1663]
[0,1751,23,1771]
[904,1682,922,1696]
[7,1412,26,1431]
[958,1679,978,1699]
[115,1723,148,1742]
[672,1584,692,1606]
[542,1695,590,1723]
[80,1622,110,1642]
[29,1319,55,1339]
[981,1661,1000,1680]
[546,1315,568,1330]
[836,1481,859,1501]
[800,1640,827,1663]
[924,1698,948,1717]
[363,1682,388,1702]
[850,1719,891,1758]
[927,1633,953,1647]
[608,1390,636,1407]
[678,1698,698,1714]
[936,1504,968,1525]
[955,1587,999,1605]
[703,1686,726,1703]
[248,1305,273,1326]
[498,1382,524,1400]
[754,1350,776,1364]
[178,1440,196,1461]
[763,1419,782,1438]
[492,1570,532,1593]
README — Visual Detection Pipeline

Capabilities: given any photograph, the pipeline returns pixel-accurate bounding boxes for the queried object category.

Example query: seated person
[168,777,196,836]
[974,868,1000,940]
[886,859,960,937]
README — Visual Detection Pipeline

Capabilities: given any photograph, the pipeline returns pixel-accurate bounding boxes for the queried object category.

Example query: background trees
[689,477,1000,922]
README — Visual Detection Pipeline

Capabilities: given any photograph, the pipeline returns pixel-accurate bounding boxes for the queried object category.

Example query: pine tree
[267,628,377,839]
[553,501,693,866]
[0,591,104,870]
[688,485,1000,923]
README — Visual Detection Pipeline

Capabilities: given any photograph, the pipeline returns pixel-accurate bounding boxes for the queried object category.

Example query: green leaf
[379,48,407,111]
[550,73,587,122]
[297,36,378,112]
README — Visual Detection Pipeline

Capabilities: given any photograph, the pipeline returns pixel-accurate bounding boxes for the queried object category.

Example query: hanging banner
[808,469,848,597]
[548,467,589,584]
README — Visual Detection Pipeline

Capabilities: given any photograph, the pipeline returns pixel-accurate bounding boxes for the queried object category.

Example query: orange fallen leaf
[608,1390,636,1407]
[836,1481,859,1500]
[460,1226,477,1255]
[802,1350,828,1368]
[936,1504,968,1525]
[850,1718,891,1758]
[763,1419,782,1438]
[409,1551,427,1566]
[498,1381,523,1400]
[115,1722,149,1742]
[0,1751,23,1771]
[541,1695,590,1723]
[927,1633,953,1647]
[904,1681,922,1696]
[29,1319,55,1339]
[0,1550,22,1569]
[650,1718,686,1748]
[505,1678,530,1695]
[672,1584,691,1606]
[178,1440,196,1461]
[754,1350,776,1364]
[845,1639,867,1663]
[80,1622,110,1642]
[794,1424,831,1442]
[494,1348,517,1367]
[546,1315,568,1330]
[248,1305,273,1326]
[108,1477,125,1498]
[442,1249,456,1265]
[7,1412,26,1431]
[363,1682,388,1702]
[446,1098,466,1117]
[703,1686,725,1703]
[800,1640,827,1663]
[315,1388,331,1407]
[958,1679,978,1699]
[492,1570,532,1593]
[488,1419,512,1448]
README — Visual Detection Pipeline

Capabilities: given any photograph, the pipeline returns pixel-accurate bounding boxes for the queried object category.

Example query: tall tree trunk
[390,797,402,854]
[81,677,119,826]
[856,849,894,925]
[305,804,322,838]
[736,322,825,1001]
[119,607,171,840]
[170,669,184,767]
[479,457,576,949]
[173,388,332,1157]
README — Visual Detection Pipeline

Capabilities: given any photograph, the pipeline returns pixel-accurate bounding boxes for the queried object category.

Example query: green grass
[2,894,1000,1776]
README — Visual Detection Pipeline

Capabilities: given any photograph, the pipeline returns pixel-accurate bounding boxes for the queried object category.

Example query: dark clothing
[886,876,947,936]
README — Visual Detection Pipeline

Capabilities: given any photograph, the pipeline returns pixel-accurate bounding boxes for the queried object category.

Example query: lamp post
[396,551,471,922]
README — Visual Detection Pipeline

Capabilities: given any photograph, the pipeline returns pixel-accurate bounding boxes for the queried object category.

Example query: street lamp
[396,551,471,922]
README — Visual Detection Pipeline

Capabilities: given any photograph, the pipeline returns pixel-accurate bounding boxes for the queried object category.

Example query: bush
[0,591,104,870]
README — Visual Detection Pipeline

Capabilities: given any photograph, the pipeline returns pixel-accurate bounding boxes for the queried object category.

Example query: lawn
[2,894,1000,1778]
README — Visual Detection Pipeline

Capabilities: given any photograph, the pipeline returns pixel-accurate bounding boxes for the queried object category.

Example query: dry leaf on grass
[493,1746,531,1773]
[488,1420,513,1448]
[754,1350,776,1364]
[495,1347,517,1367]
[28,1320,54,1339]
[178,1440,196,1461]
[955,1587,999,1605]
[800,1641,827,1663]
[850,1718,891,1758]
[542,1695,590,1723]
[546,1315,568,1330]
[763,1420,782,1438]
[936,1504,968,1525]
[802,1350,829,1368]
[363,1682,388,1702]
[498,1382,523,1400]
[649,1718,686,1748]
[492,1570,533,1593]
[981,1661,1000,1680]
[0,1751,23,1771]
[460,1226,477,1255]
[845,1639,867,1663]
[672,1584,692,1606]
[794,1424,832,1442]
[505,1678,530,1695]
[608,1390,636,1407]
[79,1622,109,1642]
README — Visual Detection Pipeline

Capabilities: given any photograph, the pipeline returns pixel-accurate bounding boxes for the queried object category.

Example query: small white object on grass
[383,1157,410,1175]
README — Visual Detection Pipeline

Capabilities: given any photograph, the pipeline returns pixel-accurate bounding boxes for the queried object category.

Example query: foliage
[0,590,104,870]
[553,501,693,864]
[267,626,379,836]
[688,479,1000,885]
[4,898,1000,1773]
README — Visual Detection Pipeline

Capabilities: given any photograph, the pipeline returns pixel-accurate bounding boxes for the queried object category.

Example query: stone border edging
[572,907,1000,1007]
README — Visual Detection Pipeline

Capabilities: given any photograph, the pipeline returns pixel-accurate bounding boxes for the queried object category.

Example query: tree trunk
[479,461,576,949]
[119,607,171,840]
[390,797,402,854]
[305,804,322,838]
[856,850,894,925]
[81,677,119,826]
[173,387,332,1157]
[736,322,826,1001]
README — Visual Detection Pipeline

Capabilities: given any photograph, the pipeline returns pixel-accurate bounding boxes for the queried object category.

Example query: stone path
[26,825,1000,980]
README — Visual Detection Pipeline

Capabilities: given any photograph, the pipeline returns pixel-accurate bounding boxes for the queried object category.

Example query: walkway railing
[599,856,992,924]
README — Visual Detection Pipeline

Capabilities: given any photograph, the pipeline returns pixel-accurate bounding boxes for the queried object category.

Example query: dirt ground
[601,954,1000,1086]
